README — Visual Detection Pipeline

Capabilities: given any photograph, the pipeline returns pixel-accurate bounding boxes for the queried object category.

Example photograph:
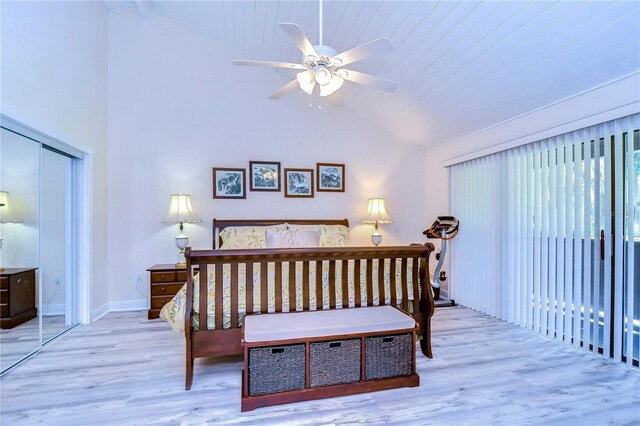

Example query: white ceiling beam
[134,0,150,19]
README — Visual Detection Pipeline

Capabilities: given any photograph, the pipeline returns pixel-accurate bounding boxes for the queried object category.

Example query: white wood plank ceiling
[106,1,640,150]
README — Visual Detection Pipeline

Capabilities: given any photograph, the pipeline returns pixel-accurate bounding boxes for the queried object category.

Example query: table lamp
[162,193,201,268]
[0,191,22,271]
[361,197,392,246]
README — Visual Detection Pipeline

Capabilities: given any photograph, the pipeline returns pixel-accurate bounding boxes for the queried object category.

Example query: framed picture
[249,161,281,192]
[212,167,246,199]
[317,163,345,192]
[284,168,314,198]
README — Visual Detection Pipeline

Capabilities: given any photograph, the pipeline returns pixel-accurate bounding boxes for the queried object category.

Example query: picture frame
[212,167,246,199]
[284,168,314,198]
[249,161,281,192]
[316,163,345,192]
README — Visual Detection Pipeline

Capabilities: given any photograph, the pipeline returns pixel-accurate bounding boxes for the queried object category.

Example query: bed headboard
[212,218,350,249]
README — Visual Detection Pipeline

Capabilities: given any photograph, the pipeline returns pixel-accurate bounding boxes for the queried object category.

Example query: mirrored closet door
[0,128,41,371]
[0,127,79,374]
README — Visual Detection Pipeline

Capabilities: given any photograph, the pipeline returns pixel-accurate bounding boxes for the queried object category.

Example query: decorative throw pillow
[320,225,351,247]
[286,224,351,247]
[219,224,287,249]
[265,229,320,248]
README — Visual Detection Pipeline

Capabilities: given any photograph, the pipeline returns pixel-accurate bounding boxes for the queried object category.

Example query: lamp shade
[162,193,201,224]
[361,197,392,225]
[0,191,22,223]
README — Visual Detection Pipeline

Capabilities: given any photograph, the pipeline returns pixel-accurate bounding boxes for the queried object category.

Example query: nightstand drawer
[0,289,8,304]
[151,295,173,309]
[0,303,7,318]
[0,276,8,290]
[151,271,179,283]
[151,283,184,296]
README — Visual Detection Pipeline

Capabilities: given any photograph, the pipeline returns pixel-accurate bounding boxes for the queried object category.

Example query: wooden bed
[183,218,435,390]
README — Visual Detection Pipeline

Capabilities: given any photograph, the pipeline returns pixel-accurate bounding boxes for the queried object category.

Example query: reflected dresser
[0,268,38,329]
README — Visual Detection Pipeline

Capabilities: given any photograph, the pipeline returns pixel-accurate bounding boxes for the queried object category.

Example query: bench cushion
[243,306,416,343]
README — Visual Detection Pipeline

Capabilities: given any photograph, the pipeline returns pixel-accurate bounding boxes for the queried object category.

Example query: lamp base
[0,267,4,272]
[175,235,189,270]
[371,232,382,246]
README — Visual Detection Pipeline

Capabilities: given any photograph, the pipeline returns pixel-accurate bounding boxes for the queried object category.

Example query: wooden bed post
[184,247,194,390]
[419,242,435,358]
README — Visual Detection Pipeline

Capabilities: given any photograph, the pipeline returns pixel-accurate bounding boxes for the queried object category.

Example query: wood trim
[242,374,419,412]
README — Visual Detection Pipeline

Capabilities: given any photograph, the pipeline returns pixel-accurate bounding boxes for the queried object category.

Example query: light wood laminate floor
[1,315,70,371]
[1,306,638,425]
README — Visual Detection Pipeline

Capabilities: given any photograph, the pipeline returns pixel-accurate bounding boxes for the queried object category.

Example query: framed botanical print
[317,163,345,192]
[284,168,314,198]
[212,167,246,199]
[249,161,281,192]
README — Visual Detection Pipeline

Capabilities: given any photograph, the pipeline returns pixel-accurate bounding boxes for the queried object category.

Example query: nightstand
[147,264,190,320]
[1,268,38,329]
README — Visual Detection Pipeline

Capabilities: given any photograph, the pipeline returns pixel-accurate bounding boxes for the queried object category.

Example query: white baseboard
[38,304,66,316]
[109,299,147,312]
[91,303,110,322]
[90,300,147,322]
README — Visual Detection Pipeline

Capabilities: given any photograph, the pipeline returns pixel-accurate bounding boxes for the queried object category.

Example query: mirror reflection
[0,128,41,371]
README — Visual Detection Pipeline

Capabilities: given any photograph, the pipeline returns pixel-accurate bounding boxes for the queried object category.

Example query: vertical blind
[450,113,639,365]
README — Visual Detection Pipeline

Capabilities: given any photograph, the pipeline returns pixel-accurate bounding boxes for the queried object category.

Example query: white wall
[424,74,640,297]
[1,1,109,314]
[107,7,428,304]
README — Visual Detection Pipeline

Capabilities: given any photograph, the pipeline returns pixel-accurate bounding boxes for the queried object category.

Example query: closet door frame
[1,114,92,325]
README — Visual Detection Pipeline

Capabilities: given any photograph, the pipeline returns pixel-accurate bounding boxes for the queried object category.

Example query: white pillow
[265,229,320,248]
[286,224,351,247]
[219,224,287,249]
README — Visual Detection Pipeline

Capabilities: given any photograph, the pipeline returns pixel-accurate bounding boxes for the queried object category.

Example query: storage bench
[241,306,420,411]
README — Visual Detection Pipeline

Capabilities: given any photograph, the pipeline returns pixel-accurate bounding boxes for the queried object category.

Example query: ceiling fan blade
[268,79,300,100]
[340,69,398,92]
[278,22,318,58]
[233,60,306,70]
[332,38,395,66]
[326,92,345,109]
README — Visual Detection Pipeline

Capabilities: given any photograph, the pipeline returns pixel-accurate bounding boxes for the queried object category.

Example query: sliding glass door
[449,114,639,366]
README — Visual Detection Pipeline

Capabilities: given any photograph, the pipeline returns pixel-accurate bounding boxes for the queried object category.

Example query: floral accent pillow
[219,224,287,249]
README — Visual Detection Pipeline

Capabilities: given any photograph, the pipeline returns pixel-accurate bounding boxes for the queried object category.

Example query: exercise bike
[423,216,459,301]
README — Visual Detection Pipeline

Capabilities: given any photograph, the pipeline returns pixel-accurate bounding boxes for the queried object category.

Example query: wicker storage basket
[365,333,412,380]
[310,339,361,387]
[249,344,305,396]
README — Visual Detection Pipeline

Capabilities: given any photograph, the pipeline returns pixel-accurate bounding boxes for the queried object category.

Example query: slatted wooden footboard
[182,220,434,390]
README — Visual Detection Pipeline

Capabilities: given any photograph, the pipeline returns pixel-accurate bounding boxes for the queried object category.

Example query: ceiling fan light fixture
[314,66,332,85]
[296,70,315,95]
[319,74,344,97]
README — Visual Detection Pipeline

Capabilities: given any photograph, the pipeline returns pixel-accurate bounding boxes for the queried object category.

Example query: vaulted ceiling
[105,1,640,150]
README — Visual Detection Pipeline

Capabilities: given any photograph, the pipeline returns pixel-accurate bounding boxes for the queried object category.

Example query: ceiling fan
[233,0,398,107]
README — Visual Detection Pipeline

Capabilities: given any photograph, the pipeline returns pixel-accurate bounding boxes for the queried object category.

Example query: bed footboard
[183,244,434,390]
